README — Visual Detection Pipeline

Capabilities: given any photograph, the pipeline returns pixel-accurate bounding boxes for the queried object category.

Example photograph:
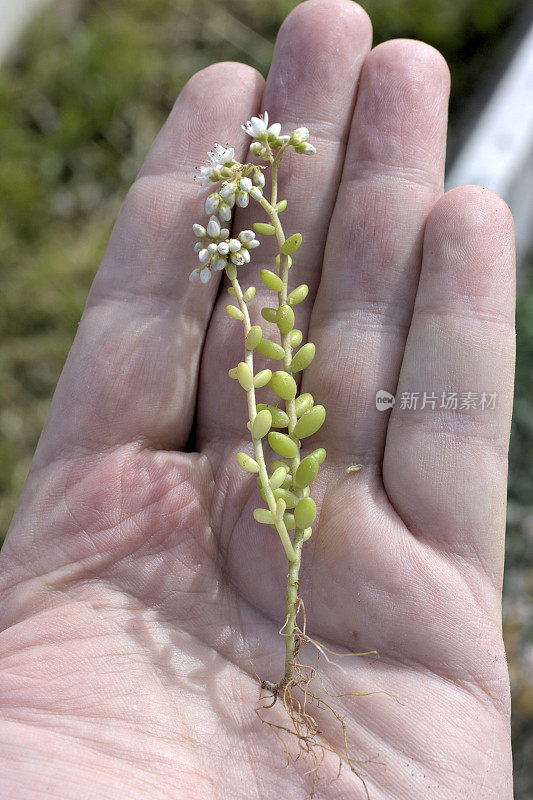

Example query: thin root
[255,598,378,799]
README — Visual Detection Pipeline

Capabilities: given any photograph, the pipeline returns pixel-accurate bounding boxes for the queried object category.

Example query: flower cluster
[205,173,264,221]
[243,111,316,158]
[189,216,260,283]
[190,112,317,284]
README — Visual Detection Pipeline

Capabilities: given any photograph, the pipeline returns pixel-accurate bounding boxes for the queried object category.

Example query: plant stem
[231,273,296,563]
[257,171,308,694]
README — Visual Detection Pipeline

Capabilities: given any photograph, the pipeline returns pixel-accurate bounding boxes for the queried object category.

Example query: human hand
[0,1,515,797]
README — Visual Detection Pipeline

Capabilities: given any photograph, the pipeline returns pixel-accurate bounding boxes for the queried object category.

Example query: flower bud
[295,142,317,155]
[198,248,210,264]
[230,252,245,266]
[193,223,206,237]
[207,217,221,238]
[199,268,211,283]
[239,177,253,193]
[189,268,200,282]
[212,257,227,271]
[250,186,263,200]
[205,193,220,214]
[236,190,249,208]
[239,229,255,243]
[217,241,229,255]
[218,201,232,220]
[254,170,266,187]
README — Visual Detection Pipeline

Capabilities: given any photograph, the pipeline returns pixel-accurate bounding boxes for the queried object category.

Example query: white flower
[242,112,269,139]
[196,164,217,189]
[239,177,253,193]
[205,193,220,214]
[207,216,221,238]
[228,239,242,253]
[278,135,290,144]
[193,223,206,237]
[250,186,263,201]
[236,190,249,208]
[200,267,211,283]
[292,127,309,143]
[218,202,232,221]
[209,143,234,166]
[230,252,245,266]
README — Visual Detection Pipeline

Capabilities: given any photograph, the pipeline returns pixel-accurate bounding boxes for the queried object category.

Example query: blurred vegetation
[0,0,531,794]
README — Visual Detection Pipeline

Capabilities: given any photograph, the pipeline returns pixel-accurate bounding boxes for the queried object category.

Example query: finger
[383,186,515,582]
[197,0,372,453]
[304,39,450,465]
[33,63,264,469]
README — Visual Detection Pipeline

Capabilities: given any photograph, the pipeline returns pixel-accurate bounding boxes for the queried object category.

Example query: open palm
[0,1,515,798]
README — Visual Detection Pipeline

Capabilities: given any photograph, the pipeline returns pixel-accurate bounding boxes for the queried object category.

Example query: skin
[0,1,516,798]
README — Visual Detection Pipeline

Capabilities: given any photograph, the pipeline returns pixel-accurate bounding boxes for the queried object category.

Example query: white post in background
[0,0,50,65]
[446,20,533,265]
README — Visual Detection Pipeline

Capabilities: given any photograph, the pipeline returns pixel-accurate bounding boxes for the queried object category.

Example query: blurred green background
[0,0,532,794]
